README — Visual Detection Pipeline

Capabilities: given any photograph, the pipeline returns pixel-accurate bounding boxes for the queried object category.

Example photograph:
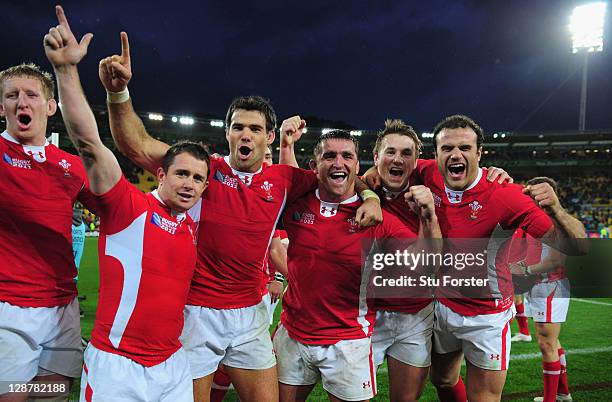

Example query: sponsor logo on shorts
[362,381,371,389]
[151,212,179,235]
[490,354,500,360]
[3,153,31,169]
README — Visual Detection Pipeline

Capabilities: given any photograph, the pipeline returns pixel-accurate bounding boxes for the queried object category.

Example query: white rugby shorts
[372,302,434,368]
[273,324,376,401]
[180,300,276,379]
[433,301,513,371]
[525,279,570,323]
[0,298,83,394]
[79,343,192,401]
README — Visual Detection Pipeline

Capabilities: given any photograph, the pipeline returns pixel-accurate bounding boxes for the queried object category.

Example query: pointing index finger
[55,5,72,31]
[120,32,131,61]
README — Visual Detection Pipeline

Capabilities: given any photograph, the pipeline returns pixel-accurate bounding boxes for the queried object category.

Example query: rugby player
[509,177,573,402]
[44,6,209,400]
[0,42,96,402]
[420,115,586,402]
[97,33,382,402]
[274,130,419,402]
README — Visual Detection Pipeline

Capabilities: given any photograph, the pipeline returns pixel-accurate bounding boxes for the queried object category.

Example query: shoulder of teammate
[273,164,317,201]
[411,158,439,187]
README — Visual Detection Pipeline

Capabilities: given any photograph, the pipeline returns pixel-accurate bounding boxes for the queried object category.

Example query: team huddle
[0,6,587,402]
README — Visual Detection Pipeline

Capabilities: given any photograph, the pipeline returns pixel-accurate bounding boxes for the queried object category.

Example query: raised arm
[278,115,306,168]
[44,5,120,195]
[99,31,169,173]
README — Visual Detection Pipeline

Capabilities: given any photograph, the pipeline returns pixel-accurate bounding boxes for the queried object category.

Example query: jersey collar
[151,189,187,223]
[223,155,262,186]
[444,168,483,204]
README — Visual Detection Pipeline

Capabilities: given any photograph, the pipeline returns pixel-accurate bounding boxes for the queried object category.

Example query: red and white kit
[417,160,554,370]
[82,176,197,400]
[0,131,95,390]
[275,190,416,400]
[512,230,570,323]
[372,183,435,368]
[181,156,316,378]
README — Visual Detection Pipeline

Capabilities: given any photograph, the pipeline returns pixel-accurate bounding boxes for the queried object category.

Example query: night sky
[2,1,611,134]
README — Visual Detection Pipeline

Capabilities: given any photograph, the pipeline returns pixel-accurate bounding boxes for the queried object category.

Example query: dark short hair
[225,95,277,132]
[161,141,210,176]
[526,176,558,193]
[313,130,359,159]
[432,114,484,151]
[0,63,54,100]
[373,119,422,156]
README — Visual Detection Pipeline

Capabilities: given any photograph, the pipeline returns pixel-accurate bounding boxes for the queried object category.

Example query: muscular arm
[56,67,121,194]
[45,6,120,195]
[107,99,169,173]
[268,236,288,276]
[98,31,169,173]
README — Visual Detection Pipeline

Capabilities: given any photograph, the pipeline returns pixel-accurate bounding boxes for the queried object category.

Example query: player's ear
[156,166,166,184]
[266,129,275,145]
[47,98,57,117]
[476,146,482,162]
[308,159,316,172]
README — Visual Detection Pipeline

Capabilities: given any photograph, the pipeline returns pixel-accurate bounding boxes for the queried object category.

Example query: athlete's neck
[3,129,47,146]
[226,154,263,174]
[316,187,357,204]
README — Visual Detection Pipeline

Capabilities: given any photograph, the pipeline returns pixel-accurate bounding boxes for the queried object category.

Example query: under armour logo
[362,381,370,389]
[27,150,46,163]
[490,354,500,360]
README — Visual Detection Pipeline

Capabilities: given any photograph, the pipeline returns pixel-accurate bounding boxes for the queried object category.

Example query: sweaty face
[157,153,209,212]
[0,76,56,146]
[435,127,482,190]
[313,139,359,203]
[374,134,418,192]
[226,109,275,173]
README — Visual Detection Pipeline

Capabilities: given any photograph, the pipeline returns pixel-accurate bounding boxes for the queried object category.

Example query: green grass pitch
[73,238,612,401]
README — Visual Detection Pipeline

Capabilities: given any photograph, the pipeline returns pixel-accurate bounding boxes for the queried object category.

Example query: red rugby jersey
[376,185,433,314]
[281,190,417,345]
[0,131,95,307]
[91,176,197,367]
[417,161,553,315]
[186,156,317,308]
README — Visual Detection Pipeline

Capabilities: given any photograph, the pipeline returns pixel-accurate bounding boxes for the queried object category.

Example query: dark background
[2,0,611,133]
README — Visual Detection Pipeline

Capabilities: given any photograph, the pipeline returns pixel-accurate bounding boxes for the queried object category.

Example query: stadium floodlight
[148,113,163,121]
[210,120,224,127]
[179,116,194,125]
[501,133,506,138]
[421,132,434,139]
[171,116,178,123]
[302,128,308,133]
[570,2,606,131]
[570,2,606,53]
[350,130,363,137]
[322,128,333,134]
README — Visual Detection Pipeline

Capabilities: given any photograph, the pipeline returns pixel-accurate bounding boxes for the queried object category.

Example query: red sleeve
[284,166,318,204]
[95,176,149,234]
[77,175,100,216]
[379,210,418,239]
[410,158,437,186]
[495,184,553,239]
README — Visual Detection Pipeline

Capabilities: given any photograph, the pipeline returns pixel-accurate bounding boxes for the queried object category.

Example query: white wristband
[106,88,130,104]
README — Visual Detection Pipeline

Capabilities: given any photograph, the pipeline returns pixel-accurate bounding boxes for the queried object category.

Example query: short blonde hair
[0,63,55,100]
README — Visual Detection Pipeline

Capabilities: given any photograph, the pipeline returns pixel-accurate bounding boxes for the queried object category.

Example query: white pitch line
[572,298,612,307]
[377,346,612,373]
